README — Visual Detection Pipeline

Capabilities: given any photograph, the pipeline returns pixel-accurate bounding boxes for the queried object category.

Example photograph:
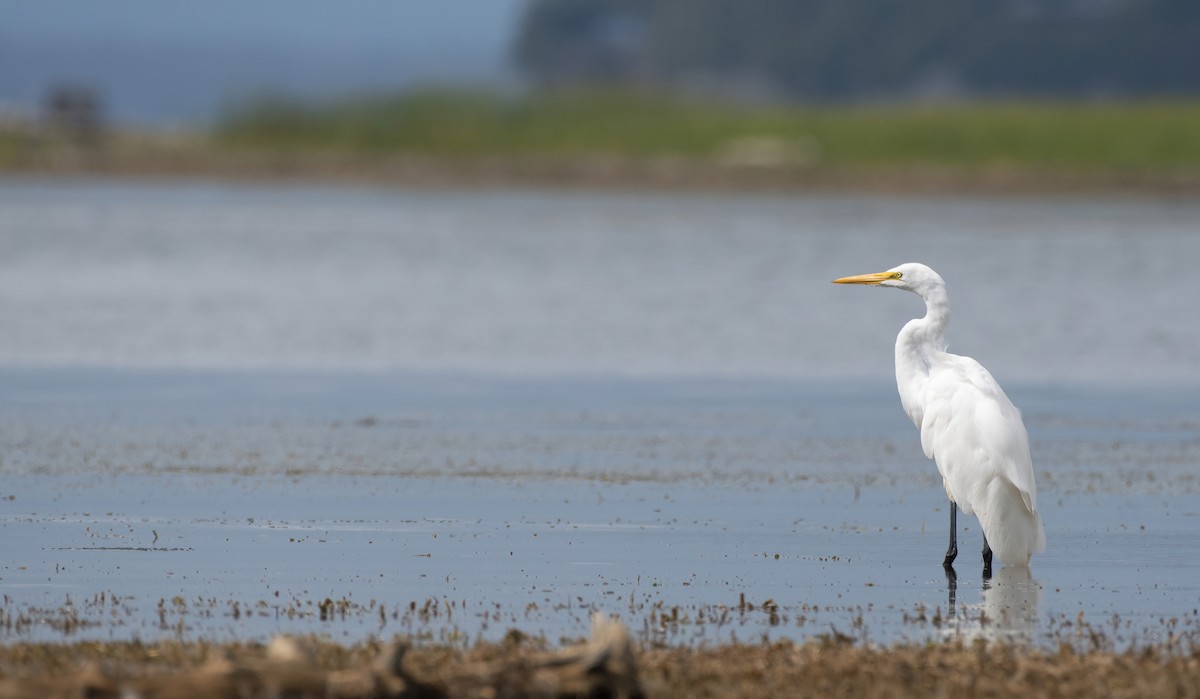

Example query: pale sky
[0,0,530,124]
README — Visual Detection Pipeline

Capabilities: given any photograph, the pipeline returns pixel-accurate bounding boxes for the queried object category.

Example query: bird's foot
[981,543,993,580]
[942,545,958,569]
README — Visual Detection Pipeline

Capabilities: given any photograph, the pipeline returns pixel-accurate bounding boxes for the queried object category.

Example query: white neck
[894,284,950,425]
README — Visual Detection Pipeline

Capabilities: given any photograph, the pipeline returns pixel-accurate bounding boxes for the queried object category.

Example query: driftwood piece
[0,614,642,699]
[528,613,643,699]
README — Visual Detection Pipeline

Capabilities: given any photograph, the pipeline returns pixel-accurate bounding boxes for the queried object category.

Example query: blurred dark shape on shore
[0,85,109,170]
[515,0,1200,101]
[43,85,107,147]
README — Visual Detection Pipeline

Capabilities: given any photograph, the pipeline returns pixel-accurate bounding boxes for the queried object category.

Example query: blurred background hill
[516,0,1200,100]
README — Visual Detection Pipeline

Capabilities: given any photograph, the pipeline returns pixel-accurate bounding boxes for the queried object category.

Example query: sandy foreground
[2,615,1198,699]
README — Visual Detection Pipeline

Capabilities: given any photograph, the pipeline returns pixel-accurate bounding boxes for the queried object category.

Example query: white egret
[833,263,1045,575]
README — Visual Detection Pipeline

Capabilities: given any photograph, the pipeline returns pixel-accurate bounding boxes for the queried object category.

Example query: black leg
[942,504,958,568]
[944,564,958,617]
[982,538,993,580]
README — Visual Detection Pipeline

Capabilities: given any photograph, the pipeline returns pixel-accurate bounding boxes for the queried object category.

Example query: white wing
[916,352,1045,564]
[918,353,1038,519]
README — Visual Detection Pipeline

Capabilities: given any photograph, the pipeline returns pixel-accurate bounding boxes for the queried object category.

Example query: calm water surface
[0,178,1198,648]
[1,176,1198,380]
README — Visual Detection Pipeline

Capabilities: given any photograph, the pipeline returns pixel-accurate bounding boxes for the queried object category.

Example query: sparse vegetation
[4,91,1200,193]
[218,90,1200,173]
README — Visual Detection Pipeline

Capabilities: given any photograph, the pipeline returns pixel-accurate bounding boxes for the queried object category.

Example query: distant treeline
[514,0,1200,99]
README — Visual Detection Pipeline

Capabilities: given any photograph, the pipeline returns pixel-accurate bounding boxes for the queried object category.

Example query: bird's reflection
[942,566,1040,645]
[945,565,958,615]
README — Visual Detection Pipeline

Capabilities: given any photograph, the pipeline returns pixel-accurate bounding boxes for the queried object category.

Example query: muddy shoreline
[2,630,1198,698]
[7,146,1200,198]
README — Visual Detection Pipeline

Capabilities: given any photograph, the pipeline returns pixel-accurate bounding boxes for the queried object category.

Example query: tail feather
[978,477,1044,566]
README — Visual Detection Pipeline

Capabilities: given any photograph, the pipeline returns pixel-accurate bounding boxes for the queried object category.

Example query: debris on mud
[0,614,642,699]
[3,614,1199,699]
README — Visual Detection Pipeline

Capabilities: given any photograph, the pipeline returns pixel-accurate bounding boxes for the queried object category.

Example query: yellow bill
[832,271,901,285]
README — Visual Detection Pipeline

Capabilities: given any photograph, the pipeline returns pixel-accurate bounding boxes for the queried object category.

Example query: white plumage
[835,262,1045,570]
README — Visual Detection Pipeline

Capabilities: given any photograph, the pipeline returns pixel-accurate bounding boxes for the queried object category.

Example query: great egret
[833,263,1045,575]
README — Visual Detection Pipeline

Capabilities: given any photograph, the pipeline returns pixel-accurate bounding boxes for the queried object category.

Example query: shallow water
[2,369,1198,648]
[6,470,1198,648]
[0,178,1198,649]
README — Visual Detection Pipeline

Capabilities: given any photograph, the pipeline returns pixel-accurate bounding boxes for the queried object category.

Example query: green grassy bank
[216,90,1200,173]
[4,91,1199,193]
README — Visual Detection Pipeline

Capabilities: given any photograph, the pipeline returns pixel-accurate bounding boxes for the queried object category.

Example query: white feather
[837,262,1045,567]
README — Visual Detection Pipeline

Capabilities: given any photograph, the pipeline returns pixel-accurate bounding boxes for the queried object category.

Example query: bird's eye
[892,272,903,279]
